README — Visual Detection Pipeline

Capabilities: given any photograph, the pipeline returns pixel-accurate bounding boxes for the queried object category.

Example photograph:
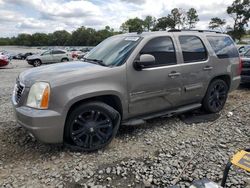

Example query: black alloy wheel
[65,102,120,151]
[203,79,229,113]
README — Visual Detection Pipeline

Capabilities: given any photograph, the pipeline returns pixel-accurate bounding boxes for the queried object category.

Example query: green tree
[144,16,156,31]
[70,26,95,46]
[153,16,175,31]
[50,30,71,46]
[95,26,116,45]
[120,17,144,33]
[31,33,49,46]
[14,34,32,46]
[227,0,250,41]
[209,17,226,31]
[186,8,199,29]
[169,8,183,29]
[0,38,13,45]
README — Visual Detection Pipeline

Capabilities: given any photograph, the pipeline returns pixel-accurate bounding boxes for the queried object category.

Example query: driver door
[127,36,183,116]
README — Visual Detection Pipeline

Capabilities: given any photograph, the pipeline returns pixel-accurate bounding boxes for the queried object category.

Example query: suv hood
[19,61,109,87]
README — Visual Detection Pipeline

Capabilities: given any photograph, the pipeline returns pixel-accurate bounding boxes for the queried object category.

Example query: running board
[122,103,201,126]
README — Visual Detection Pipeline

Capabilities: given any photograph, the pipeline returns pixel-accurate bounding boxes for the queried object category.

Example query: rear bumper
[12,101,65,144]
[230,76,241,91]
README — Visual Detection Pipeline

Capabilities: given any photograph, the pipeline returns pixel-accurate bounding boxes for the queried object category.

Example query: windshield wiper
[83,58,106,66]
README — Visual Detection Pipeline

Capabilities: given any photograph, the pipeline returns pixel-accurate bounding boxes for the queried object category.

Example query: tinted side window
[179,36,207,63]
[42,51,51,55]
[141,37,176,66]
[207,36,238,59]
[52,50,65,54]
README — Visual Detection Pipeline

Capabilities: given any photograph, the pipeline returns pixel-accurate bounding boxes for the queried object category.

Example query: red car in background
[71,50,82,58]
[0,55,9,67]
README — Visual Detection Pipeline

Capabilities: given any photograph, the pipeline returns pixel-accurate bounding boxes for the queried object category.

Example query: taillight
[238,58,243,75]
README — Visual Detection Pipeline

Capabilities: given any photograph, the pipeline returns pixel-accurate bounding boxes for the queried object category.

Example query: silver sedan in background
[27,49,73,67]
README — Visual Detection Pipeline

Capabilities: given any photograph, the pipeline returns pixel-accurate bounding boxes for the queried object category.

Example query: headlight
[26,82,50,109]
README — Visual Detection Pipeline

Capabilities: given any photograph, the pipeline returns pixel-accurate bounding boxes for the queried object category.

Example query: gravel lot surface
[0,60,249,188]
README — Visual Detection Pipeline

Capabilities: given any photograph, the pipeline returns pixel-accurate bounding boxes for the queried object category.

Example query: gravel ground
[0,60,250,188]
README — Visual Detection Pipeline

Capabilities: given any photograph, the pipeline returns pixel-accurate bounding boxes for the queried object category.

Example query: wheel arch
[61,57,69,61]
[209,74,231,89]
[33,58,42,63]
[65,94,123,122]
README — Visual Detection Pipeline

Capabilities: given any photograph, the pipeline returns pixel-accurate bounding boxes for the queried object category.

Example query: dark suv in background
[241,49,250,83]
[13,30,241,151]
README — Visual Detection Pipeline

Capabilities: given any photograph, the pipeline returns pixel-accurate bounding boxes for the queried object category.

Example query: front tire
[203,79,229,113]
[33,59,42,67]
[64,102,121,151]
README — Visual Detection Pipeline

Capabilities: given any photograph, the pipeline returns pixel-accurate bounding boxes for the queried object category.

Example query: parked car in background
[242,49,250,58]
[80,47,94,52]
[13,52,34,60]
[26,49,73,67]
[71,50,82,59]
[77,52,88,60]
[0,55,10,67]
[241,49,250,83]
[77,47,94,60]
[0,50,14,60]
[237,45,250,56]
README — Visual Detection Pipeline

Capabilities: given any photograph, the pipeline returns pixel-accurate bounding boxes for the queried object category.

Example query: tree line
[0,0,249,46]
[0,26,119,46]
[120,8,199,33]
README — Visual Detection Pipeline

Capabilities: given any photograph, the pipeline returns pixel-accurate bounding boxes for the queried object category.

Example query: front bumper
[26,60,33,65]
[12,101,65,144]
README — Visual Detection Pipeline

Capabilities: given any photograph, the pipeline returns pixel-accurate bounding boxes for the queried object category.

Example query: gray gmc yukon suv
[12,30,241,151]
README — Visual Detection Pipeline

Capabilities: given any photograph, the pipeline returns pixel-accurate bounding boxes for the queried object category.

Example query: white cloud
[0,0,245,37]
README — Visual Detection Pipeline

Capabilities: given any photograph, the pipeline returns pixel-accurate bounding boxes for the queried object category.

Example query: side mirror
[134,54,156,70]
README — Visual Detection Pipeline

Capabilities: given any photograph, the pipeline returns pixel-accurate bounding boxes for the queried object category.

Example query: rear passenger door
[51,50,65,62]
[174,34,212,105]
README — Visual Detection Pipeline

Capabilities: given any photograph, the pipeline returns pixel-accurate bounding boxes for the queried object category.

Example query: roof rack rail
[168,29,222,34]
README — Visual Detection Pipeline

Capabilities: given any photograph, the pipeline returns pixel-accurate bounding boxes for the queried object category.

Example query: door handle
[203,66,213,71]
[168,71,181,78]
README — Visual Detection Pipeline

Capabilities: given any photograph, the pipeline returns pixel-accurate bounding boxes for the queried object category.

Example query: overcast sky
[0,0,236,37]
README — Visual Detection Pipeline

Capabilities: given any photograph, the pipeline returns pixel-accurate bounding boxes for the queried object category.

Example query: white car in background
[26,49,73,67]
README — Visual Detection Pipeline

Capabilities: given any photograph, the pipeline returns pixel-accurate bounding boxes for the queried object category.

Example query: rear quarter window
[207,36,239,59]
[52,50,66,54]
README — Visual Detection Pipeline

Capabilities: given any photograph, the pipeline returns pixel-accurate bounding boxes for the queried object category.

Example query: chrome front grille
[15,81,24,104]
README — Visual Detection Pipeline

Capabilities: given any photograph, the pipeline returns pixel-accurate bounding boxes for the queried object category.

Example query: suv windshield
[84,36,141,67]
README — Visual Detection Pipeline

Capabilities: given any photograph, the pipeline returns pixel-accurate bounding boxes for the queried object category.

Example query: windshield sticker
[125,37,140,41]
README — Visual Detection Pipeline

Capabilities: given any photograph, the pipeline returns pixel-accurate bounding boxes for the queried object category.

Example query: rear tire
[61,58,69,62]
[64,102,121,151]
[202,79,229,113]
[33,59,42,67]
